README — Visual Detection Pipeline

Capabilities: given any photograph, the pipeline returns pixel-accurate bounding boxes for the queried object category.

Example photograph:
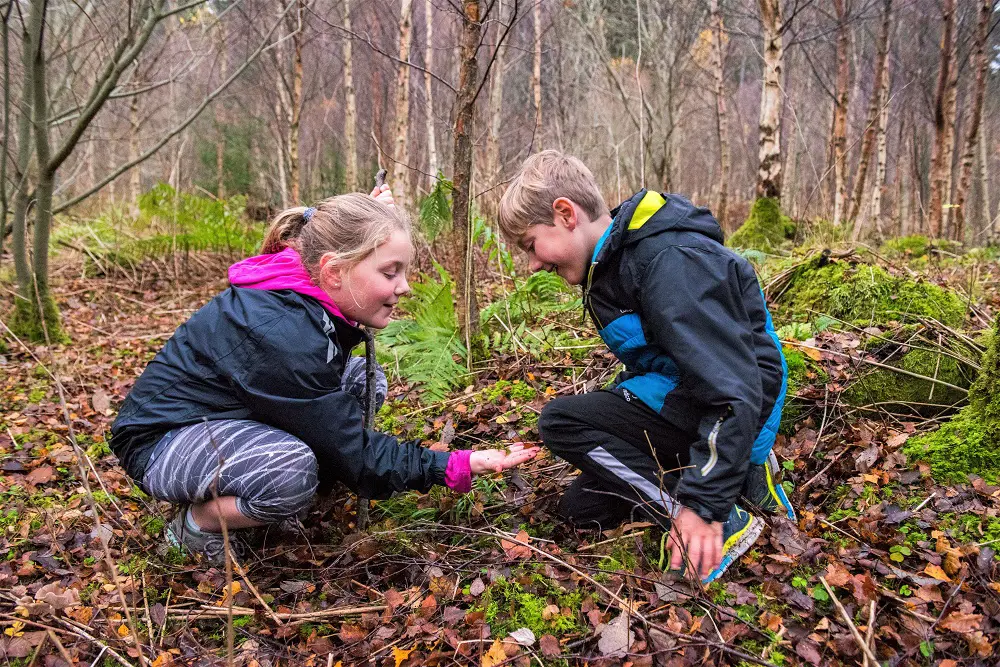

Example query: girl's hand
[470,444,540,474]
[665,506,723,581]
[369,183,395,208]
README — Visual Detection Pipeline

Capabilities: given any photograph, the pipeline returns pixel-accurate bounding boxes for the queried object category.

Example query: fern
[377,263,470,403]
[417,174,453,243]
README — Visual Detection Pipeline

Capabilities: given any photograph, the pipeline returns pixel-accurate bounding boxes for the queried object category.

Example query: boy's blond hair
[498,150,609,242]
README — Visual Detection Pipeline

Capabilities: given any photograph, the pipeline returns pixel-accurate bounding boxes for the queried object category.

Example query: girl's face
[319,229,412,329]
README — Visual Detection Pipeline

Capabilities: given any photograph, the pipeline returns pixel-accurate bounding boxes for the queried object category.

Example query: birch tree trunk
[953,0,991,243]
[927,0,956,238]
[831,0,850,227]
[979,128,991,238]
[391,0,414,202]
[869,55,890,235]
[709,0,730,228]
[215,19,228,198]
[848,0,891,223]
[452,0,482,347]
[755,0,783,200]
[531,0,542,149]
[129,93,142,204]
[941,34,958,238]
[485,1,510,217]
[343,0,358,192]
[288,0,304,203]
[423,0,438,181]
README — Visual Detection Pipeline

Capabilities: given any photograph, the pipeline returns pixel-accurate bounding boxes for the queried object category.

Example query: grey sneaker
[741,451,796,521]
[166,506,247,565]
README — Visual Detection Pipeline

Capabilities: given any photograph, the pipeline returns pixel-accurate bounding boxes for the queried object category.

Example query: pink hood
[228,247,353,324]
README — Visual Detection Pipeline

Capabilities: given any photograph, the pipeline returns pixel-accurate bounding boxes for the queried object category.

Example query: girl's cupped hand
[369,183,395,208]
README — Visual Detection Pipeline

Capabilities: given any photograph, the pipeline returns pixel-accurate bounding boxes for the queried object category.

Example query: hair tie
[303,207,316,222]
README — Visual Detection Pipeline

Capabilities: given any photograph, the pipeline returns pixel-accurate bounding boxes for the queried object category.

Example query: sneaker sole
[703,515,764,584]
[765,457,797,522]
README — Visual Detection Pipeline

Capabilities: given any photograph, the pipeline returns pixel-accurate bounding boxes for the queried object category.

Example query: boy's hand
[470,444,540,474]
[666,506,723,580]
[369,183,395,208]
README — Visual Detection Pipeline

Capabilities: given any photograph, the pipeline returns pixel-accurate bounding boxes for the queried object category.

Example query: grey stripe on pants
[142,420,319,524]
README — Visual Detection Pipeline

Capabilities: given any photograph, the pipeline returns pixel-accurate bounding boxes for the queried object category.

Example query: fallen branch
[819,576,881,666]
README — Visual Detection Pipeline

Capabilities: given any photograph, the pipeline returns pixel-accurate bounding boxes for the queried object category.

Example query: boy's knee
[538,398,580,447]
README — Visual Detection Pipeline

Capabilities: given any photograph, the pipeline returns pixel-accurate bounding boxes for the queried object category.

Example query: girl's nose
[396,276,411,295]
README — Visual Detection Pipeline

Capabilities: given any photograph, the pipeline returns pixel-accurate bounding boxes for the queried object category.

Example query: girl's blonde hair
[260,194,411,276]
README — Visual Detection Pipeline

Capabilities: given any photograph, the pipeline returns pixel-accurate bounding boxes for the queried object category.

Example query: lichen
[727,198,789,252]
[905,319,1000,483]
[776,257,966,327]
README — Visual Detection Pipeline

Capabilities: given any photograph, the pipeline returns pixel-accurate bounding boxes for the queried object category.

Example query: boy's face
[517,198,592,286]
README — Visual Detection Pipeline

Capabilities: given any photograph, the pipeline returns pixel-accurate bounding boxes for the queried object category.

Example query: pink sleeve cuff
[445,450,473,493]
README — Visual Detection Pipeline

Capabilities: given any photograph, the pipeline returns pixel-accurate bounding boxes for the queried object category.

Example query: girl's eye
[382,272,397,279]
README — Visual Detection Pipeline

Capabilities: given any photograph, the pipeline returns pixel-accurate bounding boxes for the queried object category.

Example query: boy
[498,151,795,583]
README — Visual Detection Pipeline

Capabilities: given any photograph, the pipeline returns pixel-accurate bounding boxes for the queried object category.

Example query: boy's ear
[552,197,578,230]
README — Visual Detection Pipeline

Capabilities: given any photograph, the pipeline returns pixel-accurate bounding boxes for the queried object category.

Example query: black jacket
[584,190,787,522]
[110,287,450,497]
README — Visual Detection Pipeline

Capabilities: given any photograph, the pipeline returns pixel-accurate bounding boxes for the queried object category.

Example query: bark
[289,0,304,203]
[755,0,783,200]
[486,0,511,215]
[392,0,414,203]
[953,0,991,243]
[423,0,438,180]
[129,93,141,204]
[11,5,34,300]
[709,0,730,228]
[452,0,482,347]
[848,0,891,223]
[869,53,890,235]
[531,0,542,149]
[831,0,850,227]
[927,0,956,238]
[0,6,9,258]
[979,127,991,238]
[215,19,228,198]
[343,0,358,191]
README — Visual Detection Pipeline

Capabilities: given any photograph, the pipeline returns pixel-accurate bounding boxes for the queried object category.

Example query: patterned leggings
[142,419,319,524]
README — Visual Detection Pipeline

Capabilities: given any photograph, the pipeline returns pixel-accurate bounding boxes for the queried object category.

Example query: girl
[110,187,538,562]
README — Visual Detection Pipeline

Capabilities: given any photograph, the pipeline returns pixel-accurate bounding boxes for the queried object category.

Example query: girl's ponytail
[261,207,310,254]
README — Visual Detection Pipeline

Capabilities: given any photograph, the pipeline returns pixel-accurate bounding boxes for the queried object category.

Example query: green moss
[843,348,973,411]
[9,291,69,344]
[881,235,932,258]
[484,380,537,404]
[779,346,828,433]
[480,575,587,638]
[776,257,966,327]
[727,198,788,252]
[905,317,1000,483]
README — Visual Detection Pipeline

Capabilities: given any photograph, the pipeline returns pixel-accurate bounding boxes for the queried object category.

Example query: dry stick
[169,604,387,621]
[55,617,132,667]
[203,421,235,667]
[819,576,881,666]
[0,319,149,666]
[863,601,876,667]
[231,556,284,625]
[26,633,49,667]
[46,629,76,666]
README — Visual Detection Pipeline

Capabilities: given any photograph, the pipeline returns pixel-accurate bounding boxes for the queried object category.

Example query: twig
[913,492,936,511]
[46,629,75,666]
[819,576,881,666]
[232,556,284,625]
[863,601,876,667]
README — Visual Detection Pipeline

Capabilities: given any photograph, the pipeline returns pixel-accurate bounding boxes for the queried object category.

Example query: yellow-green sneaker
[741,451,796,521]
[703,505,763,584]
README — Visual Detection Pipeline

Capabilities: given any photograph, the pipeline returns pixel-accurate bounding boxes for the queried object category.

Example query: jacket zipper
[583,261,603,329]
[700,410,728,477]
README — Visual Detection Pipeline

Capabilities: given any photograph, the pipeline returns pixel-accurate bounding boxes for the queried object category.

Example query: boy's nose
[529,258,544,272]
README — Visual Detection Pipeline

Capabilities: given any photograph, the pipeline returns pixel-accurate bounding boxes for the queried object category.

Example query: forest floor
[1,244,999,667]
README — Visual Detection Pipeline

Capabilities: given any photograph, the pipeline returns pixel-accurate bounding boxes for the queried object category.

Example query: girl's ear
[318,253,344,290]
[552,197,578,230]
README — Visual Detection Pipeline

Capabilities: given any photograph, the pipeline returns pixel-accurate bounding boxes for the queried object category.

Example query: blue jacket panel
[110,287,450,497]
[584,190,787,522]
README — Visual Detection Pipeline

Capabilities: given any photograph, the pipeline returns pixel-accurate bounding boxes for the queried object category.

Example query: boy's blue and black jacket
[109,288,450,497]
[585,190,787,523]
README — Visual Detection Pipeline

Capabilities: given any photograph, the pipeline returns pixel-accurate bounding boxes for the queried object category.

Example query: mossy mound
[727,198,791,252]
[905,321,1000,483]
[780,346,828,433]
[775,257,966,327]
[8,291,69,344]
[843,348,974,413]
[880,235,962,260]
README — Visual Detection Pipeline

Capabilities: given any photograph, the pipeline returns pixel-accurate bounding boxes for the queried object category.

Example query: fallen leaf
[418,594,437,618]
[25,466,56,486]
[823,561,852,587]
[279,580,315,595]
[795,639,823,666]
[384,588,405,613]
[392,646,414,667]
[965,631,993,657]
[939,612,982,634]
[923,563,952,583]
[539,634,560,657]
[469,578,486,597]
[92,389,111,413]
[596,614,633,657]
[481,639,508,667]
[508,628,536,646]
[501,530,532,559]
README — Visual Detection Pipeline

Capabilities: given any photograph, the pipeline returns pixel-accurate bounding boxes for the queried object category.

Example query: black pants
[539,390,695,532]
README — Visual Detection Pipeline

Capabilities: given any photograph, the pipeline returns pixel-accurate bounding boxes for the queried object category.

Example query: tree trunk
[709,0,730,228]
[927,0,956,238]
[485,0,510,216]
[869,54,890,236]
[343,0,358,192]
[289,0,304,203]
[0,6,11,259]
[755,0,783,200]
[392,0,414,203]
[423,0,438,182]
[831,0,850,227]
[215,19,228,198]
[979,127,992,239]
[129,92,141,204]
[531,0,542,149]
[11,13,34,303]
[452,0,481,349]
[848,0,891,223]
[953,0,991,244]
[941,33,958,238]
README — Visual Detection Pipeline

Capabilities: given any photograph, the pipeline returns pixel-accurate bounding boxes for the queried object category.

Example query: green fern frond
[417,174,453,243]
